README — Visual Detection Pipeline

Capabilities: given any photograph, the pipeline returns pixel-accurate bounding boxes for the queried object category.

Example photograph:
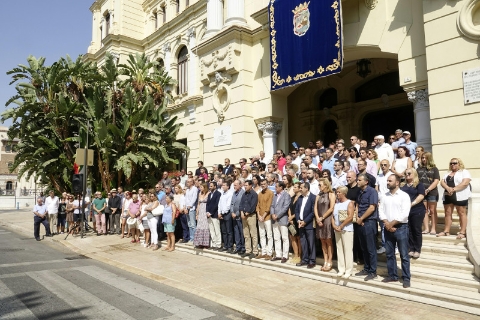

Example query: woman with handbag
[438,158,471,240]
[139,194,151,247]
[163,195,177,252]
[121,192,133,238]
[193,183,210,248]
[287,182,302,264]
[146,193,161,250]
[315,178,336,272]
[332,186,355,278]
[127,194,142,243]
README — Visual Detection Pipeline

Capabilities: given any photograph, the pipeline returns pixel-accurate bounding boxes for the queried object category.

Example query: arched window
[156,58,165,72]
[105,13,111,35]
[6,181,12,190]
[7,162,13,171]
[318,88,338,110]
[177,46,188,95]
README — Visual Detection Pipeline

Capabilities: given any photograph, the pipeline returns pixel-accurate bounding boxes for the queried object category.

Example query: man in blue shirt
[322,148,335,176]
[399,131,417,161]
[355,173,379,281]
[155,183,167,241]
[33,197,52,241]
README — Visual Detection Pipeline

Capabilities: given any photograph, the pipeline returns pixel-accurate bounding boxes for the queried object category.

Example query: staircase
[174,210,480,315]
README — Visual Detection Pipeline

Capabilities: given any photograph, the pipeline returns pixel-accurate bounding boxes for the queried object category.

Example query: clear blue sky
[0,1,93,126]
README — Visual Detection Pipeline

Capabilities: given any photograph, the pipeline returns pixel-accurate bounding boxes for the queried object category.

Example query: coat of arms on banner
[293,1,311,37]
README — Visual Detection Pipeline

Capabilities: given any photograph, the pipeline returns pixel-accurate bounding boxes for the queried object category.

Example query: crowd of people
[32,129,472,289]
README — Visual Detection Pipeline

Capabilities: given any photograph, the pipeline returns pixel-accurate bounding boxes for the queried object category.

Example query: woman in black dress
[401,169,425,259]
[288,182,302,264]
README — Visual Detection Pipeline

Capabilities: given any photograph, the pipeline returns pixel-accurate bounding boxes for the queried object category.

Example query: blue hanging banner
[269,0,343,91]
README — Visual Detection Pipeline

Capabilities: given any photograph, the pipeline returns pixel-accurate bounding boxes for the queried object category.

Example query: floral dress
[194,195,210,247]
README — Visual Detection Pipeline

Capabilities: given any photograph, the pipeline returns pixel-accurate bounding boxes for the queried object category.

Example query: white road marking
[26,270,135,320]
[76,265,216,320]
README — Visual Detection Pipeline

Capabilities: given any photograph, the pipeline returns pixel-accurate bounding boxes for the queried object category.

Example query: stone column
[407,88,432,151]
[256,118,283,159]
[88,8,100,53]
[205,0,224,37]
[188,28,197,95]
[163,42,171,76]
[225,0,246,26]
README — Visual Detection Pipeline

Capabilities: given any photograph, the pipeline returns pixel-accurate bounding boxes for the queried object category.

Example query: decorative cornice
[251,6,268,26]
[193,25,253,56]
[257,122,283,136]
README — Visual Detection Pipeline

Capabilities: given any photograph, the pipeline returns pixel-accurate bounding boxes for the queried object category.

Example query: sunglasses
[450,162,458,165]
[406,172,412,176]
[380,164,388,166]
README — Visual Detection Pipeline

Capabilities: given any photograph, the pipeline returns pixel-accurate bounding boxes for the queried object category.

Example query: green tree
[2,53,187,192]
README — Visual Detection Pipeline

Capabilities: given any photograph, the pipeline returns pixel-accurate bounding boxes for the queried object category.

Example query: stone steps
[172,231,480,316]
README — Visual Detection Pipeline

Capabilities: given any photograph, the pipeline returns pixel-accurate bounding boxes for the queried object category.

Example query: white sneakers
[377,247,386,254]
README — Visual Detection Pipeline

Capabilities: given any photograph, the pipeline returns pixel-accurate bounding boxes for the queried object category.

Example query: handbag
[137,220,145,232]
[338,210,348,223]
[352,210,357,223]
[152,205,164,216]
[288,224,297,236]
[175,208,180,219]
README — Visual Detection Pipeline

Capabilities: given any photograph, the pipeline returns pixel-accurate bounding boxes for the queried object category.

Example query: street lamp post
[81,120,89,239]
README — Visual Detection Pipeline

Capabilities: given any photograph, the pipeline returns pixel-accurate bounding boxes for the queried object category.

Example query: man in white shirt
[303,156,317,169]
[259,150,271,165]
[291,150,302,168]
[218,181,234,252]
[379,175,412,288]
[179,169,188,188]
[376,159,393,254]
[374,135,394,166]
[332,160,348,189]
[33,197,52,241]
[184,178,199,243]
[45,190,59,235]
[350,136,360,152]
[307,168,320,195]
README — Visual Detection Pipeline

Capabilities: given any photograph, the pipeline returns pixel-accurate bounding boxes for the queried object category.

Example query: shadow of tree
[0,290,89,320]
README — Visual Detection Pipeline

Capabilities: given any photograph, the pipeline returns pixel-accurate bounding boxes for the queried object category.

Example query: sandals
[321,262,332,272]
[436,232,450,237]
[456,232,466,239]
[422,231,429,234]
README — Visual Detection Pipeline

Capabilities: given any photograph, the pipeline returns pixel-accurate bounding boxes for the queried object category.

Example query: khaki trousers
[335,230,354,276]
[242,214,258,255]
[48,213,57,233]
[208,217,222,248]
[272,223,289,258]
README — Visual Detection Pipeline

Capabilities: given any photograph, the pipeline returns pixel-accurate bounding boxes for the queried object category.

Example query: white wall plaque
[463,67,480,104]
[213,125,232,147]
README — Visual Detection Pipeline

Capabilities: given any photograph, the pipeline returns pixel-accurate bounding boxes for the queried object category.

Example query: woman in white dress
[392,146,412,180]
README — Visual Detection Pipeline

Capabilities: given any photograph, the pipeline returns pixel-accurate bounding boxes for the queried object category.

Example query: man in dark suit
[295,182,317,268]
[206,181,222,249]
[223,158,234,175]
[230,180,245,254]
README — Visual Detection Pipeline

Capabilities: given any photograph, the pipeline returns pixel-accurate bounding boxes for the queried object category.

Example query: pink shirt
[129,201,142,218]
[277,157,287,172]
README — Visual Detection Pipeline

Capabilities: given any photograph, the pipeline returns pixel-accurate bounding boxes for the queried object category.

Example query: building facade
[84,0,480,188]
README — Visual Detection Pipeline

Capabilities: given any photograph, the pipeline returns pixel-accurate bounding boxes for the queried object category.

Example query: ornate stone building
[84,0,480,188]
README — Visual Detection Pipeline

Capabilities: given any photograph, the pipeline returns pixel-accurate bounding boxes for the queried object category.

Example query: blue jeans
[385,224,410,282]
[233,218,245,252]
[187,209,197,241]
[358,219,377,274]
